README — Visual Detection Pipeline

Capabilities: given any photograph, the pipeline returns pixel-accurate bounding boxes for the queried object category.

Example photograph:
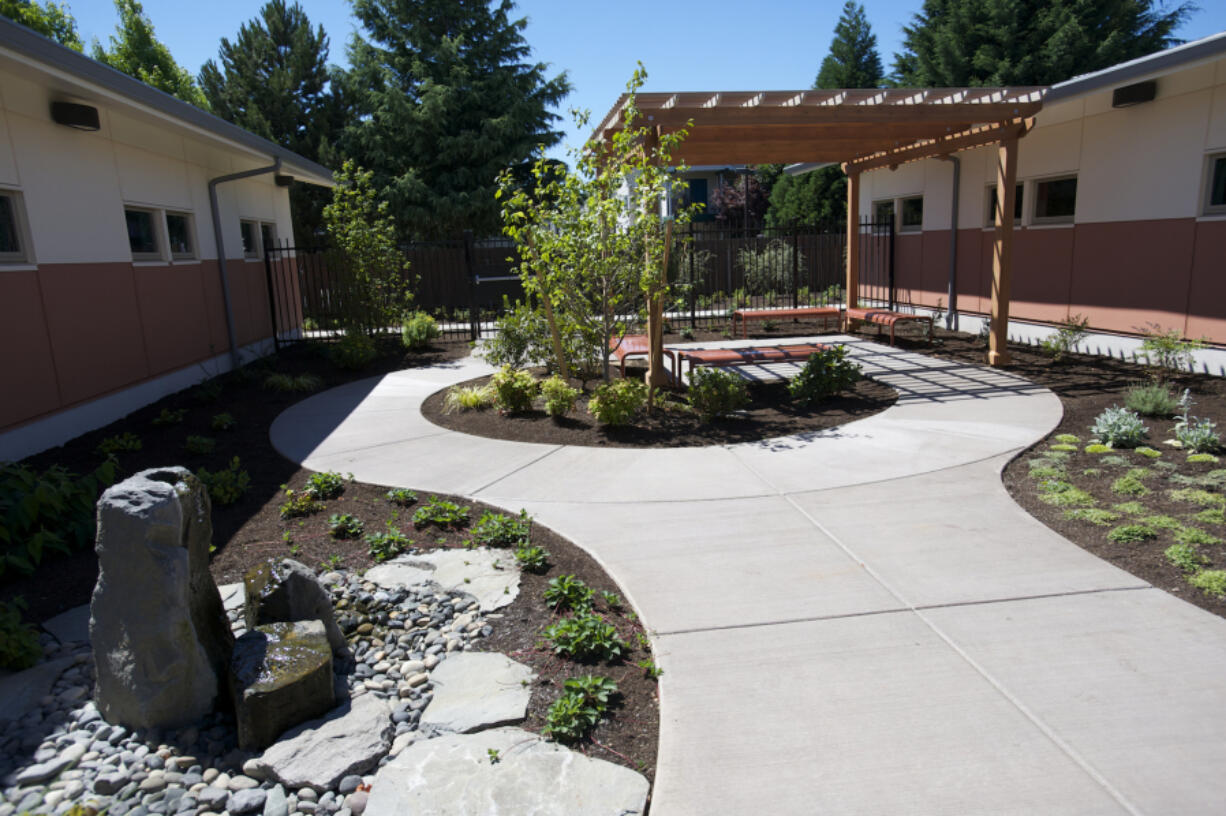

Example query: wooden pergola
[595,88,1047,366]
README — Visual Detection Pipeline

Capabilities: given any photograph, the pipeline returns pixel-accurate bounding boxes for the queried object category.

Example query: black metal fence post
[263,241,281,352]
[791,228,799,310]
[688,225,697,329]
[463,230,478,341]
[887,218,896,312]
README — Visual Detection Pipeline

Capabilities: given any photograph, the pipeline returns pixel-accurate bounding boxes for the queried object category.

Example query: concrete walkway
[271,336,1226,816]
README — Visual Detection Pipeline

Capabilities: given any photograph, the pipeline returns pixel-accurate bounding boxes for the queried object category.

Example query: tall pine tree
[893,0,1194,87]
[200,0,344,241]
[766,2,882,228]
[342,0,570,240]
[92,0,208,108]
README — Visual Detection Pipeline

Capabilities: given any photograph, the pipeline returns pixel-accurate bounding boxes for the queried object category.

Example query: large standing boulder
[91,467,233,730]
[244,559,346,654]
[229,620,335,750]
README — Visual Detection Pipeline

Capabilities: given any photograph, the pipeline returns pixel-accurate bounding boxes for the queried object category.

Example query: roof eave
[1046,30,1226,106]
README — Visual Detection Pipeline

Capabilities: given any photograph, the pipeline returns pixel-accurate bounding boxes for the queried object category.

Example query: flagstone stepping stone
[43,604,90,644]
[0,656,74,723]
[420,653,533,734]
[218,582,246,614]
[248,694,393,793]
[364,727,650,816]
[229,620,335,750]
[364,548,519,611]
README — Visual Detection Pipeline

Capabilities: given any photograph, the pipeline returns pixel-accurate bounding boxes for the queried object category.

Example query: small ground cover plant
[96,432,142,456]
[687,367,749,422]
[588,379,646,426]
[366,523,412,562]
[1040,314,1089,361]
[1125,384,1179,417]
[490,366,538,413]
[540,376,580,418]
[413,495,470,529]
[542,611,627,662]
[1,458,116,577]
[470,510,532,548]
[328,513,365,539]
[402,311,441,351]
[1090,406,1147,448]
[544,574,594,611]
[263,372,323,392]
[1107,523,1157,543]
[0,597,41,670]
[385,487,418,506]
[443,384,495,413]
[1172,390,1220,453]
[544,675,619,743]
[151,407,188,426]
[1138,326,1203,380]
[280,488,324,519]
[210,412,237,431]
[513,544,549,573]
[183,435,216,455]
[305,470,348,500]
[331,332,378,370]
[197,457,250,506]
[1189,570,1226,597]
[789,346,860,407]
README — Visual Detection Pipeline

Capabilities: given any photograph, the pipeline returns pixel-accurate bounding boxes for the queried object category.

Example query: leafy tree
[892,0,1195,87]
[322,160,413,334]
[766,2,882,228]
[343,0,570,240]
[815,2,883,89]
[708,171,769,227]
[1,0,82,50]
[92,0,208,108]
[200,0,344,241]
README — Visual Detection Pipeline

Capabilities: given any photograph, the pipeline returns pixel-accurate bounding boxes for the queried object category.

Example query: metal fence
[263,218,896,347]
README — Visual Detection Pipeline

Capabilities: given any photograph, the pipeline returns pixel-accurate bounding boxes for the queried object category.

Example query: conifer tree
[92,0,208,108]
[815,1,883,90]
[343,0,570,240]
[1,0,82,51]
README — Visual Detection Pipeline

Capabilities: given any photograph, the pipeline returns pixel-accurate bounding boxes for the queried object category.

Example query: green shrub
[679,327,695,341]
[0,597,40,670]
[542,611,627,662]
[1090,406,1147,449]
[481,299,547,369]
[152,407,188,427]
[331,332,378,370]
[544,675,618,743]
[96,432,142,456]
[1174,526,1221,547]
[0,458,117,577]
[1174,414,1220,454]
[1063,508,1120,526]
[262,372,323,392]
[513,544,549,573]
[1165,543,1206,574]
[366,525,411,562]
[183,435,216,456]
[1107,524,1156,543]
[385,487,418,506]
[328,513,364,539]
[211,412,237,431]
[1124,384,1179,417]
[280,489,324,519]
[413,496,470,529]
[1188,570,1226,598]
[540,376,580,418]
[490,366,538,413]
[443,385,495,413]
[471,510,531,548]
[196,457,249,506]
[1083,443,1112,454]
[788,346,861,407]
[588,379,646,426]
[401,311,441,351]
[687,367,750,422]
[544,574,593,612]
[1139,326,1203,380]
[305,471,348,500]
[1039,314,1089,361]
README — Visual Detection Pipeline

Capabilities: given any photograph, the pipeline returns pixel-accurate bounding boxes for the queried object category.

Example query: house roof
[594,87,1045,170]
[1046,30,1226,105]
[0,17,334,187]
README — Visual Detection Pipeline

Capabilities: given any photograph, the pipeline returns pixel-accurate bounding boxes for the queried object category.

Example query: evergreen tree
[815,2,883,89]
[893,0,1195,87]
[1,0,82,50]
[766,2,882,228]
[92,0,208,108]
[200,0,343,241]
[342,0,570,240]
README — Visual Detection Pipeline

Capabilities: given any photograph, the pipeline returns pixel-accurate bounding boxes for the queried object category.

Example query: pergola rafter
[594,84,1049,367]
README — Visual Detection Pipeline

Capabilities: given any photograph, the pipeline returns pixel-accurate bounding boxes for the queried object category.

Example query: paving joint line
[468,445,565,496]
[299,429,455,460]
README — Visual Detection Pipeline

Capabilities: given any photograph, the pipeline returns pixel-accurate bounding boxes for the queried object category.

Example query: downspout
[208,157,281,369]
[938,154,960,331]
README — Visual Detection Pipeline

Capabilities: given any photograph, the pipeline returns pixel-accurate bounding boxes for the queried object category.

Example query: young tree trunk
[645,221,674,407]
[527,235,569,380]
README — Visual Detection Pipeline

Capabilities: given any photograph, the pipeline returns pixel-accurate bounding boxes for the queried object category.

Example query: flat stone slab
[230,621,335,750]
[249,693,393,793]
[218,582,246,613]
[420,653,534,734]
[42,604,90,644]
[0,657,74,722]
[364,548,519,611]
[365,726,650,816]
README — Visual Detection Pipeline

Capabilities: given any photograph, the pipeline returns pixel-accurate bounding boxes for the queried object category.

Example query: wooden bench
[731,306,843,339]
[844,307,933,346]
[675,343,830,377]
[609,334,677,379]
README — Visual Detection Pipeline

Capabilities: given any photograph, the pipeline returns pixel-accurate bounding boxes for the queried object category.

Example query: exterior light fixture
[50,101,100,131]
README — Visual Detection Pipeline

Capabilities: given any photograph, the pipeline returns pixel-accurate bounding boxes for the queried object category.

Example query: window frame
[1030,174,1078,225]
[984,183,1025,228]
[240,219,260,259]
[872,199,895,225]
[124,205,164,261]
[0,188,32,264]
[899,195,924,232]
[164,210,197,260]
[1203,152,1226,216]
[259,221,278,255]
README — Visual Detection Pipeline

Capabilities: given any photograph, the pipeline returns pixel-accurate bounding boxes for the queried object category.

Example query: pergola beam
[847,118,1035,172]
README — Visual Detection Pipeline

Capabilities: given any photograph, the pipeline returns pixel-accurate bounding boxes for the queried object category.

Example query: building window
[0,191,30,262]
[125,207,161,259]
[984,183,1024,226]
[1204,153,1226,215]
[900,196,923,231]
[260,222,277,254]
[1033,175,1077,224]
[240,220,259,258]
[165,212,195,259]
[873,200,894,224]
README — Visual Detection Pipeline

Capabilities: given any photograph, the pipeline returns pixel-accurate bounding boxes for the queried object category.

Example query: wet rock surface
[229,621,335,751]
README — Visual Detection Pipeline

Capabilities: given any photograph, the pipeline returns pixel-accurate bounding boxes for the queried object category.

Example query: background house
[0,18,333,462]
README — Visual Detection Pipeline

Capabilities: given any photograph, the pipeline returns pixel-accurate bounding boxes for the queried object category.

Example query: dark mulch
[893,327,1226,619]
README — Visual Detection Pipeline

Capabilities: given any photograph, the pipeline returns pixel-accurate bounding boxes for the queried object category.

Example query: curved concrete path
[272,336,1226,815]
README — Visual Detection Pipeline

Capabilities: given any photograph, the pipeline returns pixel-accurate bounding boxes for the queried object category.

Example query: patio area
[271,337,1226,815]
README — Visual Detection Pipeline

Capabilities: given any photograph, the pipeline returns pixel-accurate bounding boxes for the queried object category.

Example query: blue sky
[73,0,1226,162]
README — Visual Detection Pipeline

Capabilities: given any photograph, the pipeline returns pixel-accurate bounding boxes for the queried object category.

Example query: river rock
[248,695,393,792]
[243,560,345,654]
[364,548,519,612]
[91,467,233,730]
[229,621,334,750]
[419,653,533,734]
[364,727,650,816]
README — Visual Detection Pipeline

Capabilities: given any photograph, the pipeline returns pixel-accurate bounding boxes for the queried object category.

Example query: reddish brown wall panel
[134,264,213,375]
[1009,228,1075,324]
[954,229,987,314]
[1185,220,1226,342]
[0,269,62,428]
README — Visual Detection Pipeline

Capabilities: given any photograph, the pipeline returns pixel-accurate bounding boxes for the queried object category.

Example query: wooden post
[989,133,1019,367]
[844,167,860,311]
